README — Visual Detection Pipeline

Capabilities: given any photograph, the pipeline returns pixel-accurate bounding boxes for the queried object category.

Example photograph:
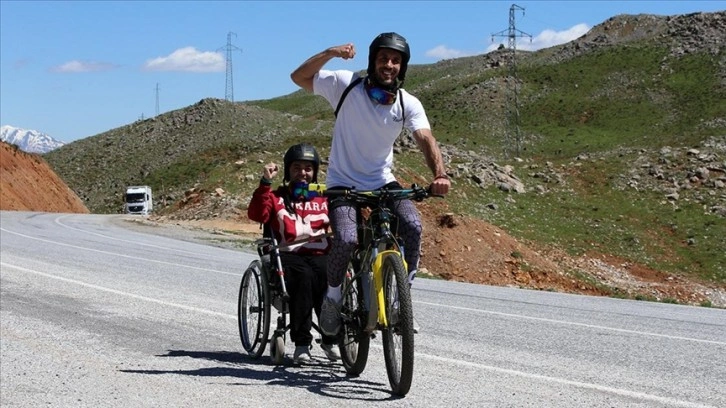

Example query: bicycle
[321,183,438,396]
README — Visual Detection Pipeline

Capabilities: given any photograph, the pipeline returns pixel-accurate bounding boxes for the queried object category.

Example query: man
[290,32,450,336]
[247,143,340,364]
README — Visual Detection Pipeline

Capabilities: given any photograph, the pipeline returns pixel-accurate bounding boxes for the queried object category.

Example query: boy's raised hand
[263,162,279,180]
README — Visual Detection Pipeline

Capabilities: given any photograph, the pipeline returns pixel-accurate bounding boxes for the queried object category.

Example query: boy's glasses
[290,182,321,200]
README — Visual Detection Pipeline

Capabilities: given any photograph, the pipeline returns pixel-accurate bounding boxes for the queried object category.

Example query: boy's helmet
[283,143,320,183]
[367,32,411,83]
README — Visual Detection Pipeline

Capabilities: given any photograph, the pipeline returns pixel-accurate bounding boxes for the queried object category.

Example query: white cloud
[143,47,224,73]
[428,23,592,60]
[516,23,591,51]
[425,45,474,60]
[51,60,117,73]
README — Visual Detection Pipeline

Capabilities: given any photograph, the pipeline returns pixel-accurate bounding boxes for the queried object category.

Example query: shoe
[293,345,311,364]
[320,343,340,361]
[320,296,342,337]
[413,315,420,334]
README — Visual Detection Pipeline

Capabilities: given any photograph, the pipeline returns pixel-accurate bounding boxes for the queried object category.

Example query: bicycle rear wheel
[381,254,414,396]
[238,260,271,359]
[339,265,370,376]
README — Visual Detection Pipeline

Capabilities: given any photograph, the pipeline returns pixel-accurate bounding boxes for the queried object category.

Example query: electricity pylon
[492,4,532,158]
[220,32,242,102]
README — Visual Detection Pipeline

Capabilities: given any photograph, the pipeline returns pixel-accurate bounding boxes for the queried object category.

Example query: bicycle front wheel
[238,260,270,359]
[339,265,370,376]
[381,254,414,396]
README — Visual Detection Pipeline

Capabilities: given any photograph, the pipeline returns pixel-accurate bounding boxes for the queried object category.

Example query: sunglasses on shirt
[364,79,398,105]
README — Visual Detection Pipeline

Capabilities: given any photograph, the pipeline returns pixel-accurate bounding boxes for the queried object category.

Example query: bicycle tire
[338,264,370,376]
[381,254,415,396]
[238,260,271,359]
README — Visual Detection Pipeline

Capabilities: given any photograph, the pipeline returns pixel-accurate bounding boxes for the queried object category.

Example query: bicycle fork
[366,248,408,331]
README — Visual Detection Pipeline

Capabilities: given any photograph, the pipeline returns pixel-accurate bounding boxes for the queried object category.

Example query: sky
[1,1,723,143]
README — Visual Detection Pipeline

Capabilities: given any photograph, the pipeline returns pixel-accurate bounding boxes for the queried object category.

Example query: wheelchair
[237,224,326,364]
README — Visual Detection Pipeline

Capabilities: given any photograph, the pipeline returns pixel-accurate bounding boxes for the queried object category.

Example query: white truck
[125,185,153,215]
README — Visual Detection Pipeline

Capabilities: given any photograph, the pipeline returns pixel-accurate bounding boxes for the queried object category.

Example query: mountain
[44,11,725,294]
[0,125,66,154]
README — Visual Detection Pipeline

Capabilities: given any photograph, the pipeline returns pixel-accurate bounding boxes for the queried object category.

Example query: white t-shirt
[313,69,431,190]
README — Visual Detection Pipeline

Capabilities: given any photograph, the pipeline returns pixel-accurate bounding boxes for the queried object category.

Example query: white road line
[53,214,214,256]
[415,300,726,346]
[1,262,232,318]
[0,227,242,277]
[2,261,717,408]
[421,353,716,408]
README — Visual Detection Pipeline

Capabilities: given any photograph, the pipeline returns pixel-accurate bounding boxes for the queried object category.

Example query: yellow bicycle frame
[372,250,408,327]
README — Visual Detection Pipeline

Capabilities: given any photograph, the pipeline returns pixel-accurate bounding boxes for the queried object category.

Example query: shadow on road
[119,349,403,401]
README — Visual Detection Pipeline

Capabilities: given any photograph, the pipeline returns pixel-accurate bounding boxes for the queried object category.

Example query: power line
[219,32,242,102]
[491,3,532,158]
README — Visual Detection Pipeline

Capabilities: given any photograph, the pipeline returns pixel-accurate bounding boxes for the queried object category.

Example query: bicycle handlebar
[317,183,441,202]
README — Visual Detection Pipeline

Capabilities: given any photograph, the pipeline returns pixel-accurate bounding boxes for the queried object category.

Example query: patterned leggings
[326,197,422,287]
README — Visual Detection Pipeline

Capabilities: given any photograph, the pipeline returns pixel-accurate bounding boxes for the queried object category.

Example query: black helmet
[367,32,411,84]
[283,143,320,183]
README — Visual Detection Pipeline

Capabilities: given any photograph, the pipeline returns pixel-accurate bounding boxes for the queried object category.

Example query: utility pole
[219,32,243,102]
[492,4,532,158]
[155,83,160,116]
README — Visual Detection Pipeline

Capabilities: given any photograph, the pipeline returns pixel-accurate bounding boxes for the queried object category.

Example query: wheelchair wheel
[381,254,414,396]
[270,333,285,365]
[238,260,271,359]
[339,265,370,376]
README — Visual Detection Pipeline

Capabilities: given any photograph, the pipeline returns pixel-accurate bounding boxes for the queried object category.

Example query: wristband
[260,177,273,185]
[434,174,450,181]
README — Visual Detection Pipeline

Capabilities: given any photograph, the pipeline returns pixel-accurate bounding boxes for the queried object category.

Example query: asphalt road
[1,211,724,407]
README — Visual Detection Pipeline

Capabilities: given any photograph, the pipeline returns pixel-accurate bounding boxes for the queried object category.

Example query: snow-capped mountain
[1,125,65,154]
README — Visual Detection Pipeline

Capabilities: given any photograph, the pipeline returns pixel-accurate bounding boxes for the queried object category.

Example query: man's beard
[371,72,399,91]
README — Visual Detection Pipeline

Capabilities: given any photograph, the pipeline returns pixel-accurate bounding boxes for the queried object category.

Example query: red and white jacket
[247,183,331,255]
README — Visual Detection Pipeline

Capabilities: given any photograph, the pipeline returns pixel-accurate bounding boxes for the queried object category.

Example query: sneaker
[320,296,342,337]
[320,343,340,361]
[293,345,311,364]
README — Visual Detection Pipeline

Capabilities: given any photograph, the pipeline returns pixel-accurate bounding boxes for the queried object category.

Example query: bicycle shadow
[118,349,404,401]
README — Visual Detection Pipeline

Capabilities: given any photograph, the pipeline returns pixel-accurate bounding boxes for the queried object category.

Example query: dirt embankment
[0,142,88,213]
